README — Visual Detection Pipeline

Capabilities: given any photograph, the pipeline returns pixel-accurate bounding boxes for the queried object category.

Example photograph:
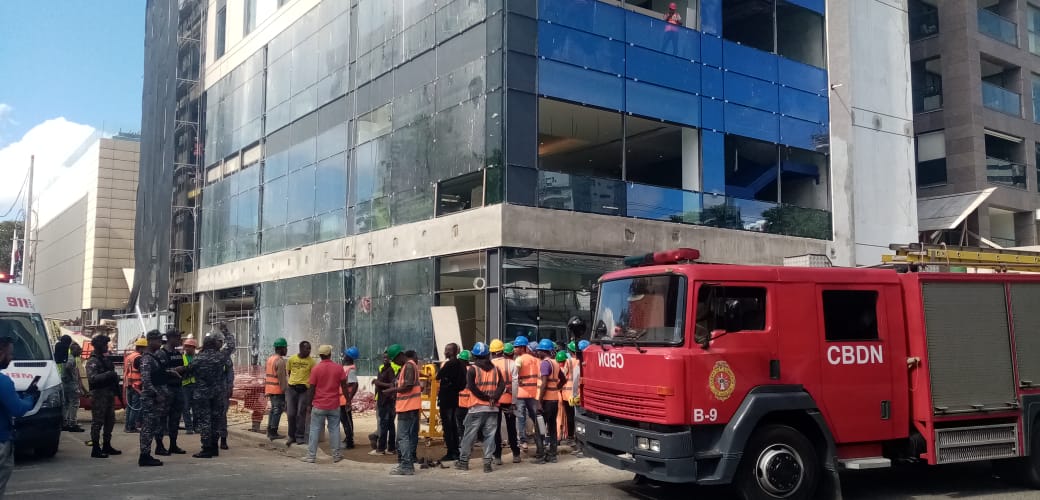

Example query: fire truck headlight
[575,422,585,436]
[649,439,661,453]
[636,437,649,450]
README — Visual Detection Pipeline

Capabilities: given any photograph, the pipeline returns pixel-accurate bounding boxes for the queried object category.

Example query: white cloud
[0,118,98,224]
[0,103,12,122]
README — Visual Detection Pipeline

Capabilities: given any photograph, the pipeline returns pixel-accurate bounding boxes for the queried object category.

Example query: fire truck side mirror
[700,329,727,350]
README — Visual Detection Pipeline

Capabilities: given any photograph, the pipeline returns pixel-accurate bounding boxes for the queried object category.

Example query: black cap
[90,335,111,348]
[165,329,182,338]
[145,329,163,340]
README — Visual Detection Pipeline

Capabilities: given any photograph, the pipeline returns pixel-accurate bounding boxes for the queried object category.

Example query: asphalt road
[5,428,1036,499]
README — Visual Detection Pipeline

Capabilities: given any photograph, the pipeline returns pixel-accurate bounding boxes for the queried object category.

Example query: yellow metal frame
[883,244,1040,273]
[419,363,443,444]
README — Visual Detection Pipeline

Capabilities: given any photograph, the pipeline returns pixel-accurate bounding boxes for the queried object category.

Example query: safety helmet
[578,340,591,351]
[567,341,577,353]
[536,339,555,352]
[183,338,198,348]
[134,338,148,347]
[555,351,568,362]
[273,337,288,348]
[489,339,505,353]
[471,342,489,357]
[503,342,514,355]
[513,335,529,347]
[458,350,472,362]
[344,346,360,360]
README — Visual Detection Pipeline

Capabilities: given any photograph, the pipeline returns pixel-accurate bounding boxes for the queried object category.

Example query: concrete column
[682,128,701,192]
[1014,211,1038,246]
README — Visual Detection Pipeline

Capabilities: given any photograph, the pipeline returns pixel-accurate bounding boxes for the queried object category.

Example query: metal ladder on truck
[883,243,1040,273]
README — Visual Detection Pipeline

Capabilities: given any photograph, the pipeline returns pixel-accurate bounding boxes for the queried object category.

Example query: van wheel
[736,424,819,500]
[1021,422,1040,489]
[34,435,60,459]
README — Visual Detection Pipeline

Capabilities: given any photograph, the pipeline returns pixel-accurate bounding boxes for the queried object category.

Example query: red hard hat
[183,338,198,347]
[670,2,677,9]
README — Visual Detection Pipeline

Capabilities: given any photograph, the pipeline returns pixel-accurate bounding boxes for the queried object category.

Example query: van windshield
[592,275,686,345]
[0,312,52,361]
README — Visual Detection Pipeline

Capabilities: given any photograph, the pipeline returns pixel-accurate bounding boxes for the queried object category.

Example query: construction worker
[435,343,464,462]
[180,338,198,435]
[265,338,289,440]
[370,351,397,456]
[339,346,359,449]
[572,340,590,457]
[533,339,563,464]
[456,342,505,473]
[455,349,472,439]
[85,335,121,458]
[513,335,541,457]
[156,329,187,456]
[383,344,420,476]
[124,338,146,433]
[491,340,520,464]
[302,345,351,464]
[285,341,316,446]
[561,316,585,446]
[138,330,165,467]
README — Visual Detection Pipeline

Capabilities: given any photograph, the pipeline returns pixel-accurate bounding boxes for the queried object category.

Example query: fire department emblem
[709,361,736,402]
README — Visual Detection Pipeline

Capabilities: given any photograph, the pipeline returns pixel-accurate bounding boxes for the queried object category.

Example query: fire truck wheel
[1023,426,1040,489]
[736,424,819,500]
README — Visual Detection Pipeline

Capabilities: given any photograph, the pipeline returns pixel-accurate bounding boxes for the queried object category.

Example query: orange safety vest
[469,364,502,407]
[516,353,540,399]
[124,351,141,392]
[339,365,356,407]
[491,357,513,405]
[265,354,284,395]
[539,358,561,401]
[458,367,474,409]
[562,357,579,395]
[395,360,422,413]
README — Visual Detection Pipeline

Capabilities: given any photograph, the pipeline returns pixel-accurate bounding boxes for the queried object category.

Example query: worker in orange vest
[123,338,147,433]
[513,335,544,458]
[264,338,289,440]
[339,347,359,449]
[491,340,520,464]
[561,317,586,445]
[533,339,563,464]
[383,344,420,475]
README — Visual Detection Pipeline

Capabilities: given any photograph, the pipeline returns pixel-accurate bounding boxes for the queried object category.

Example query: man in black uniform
[187,334,228,458]
[84,335,121,458]
[156,329,186,456]
[138,330,165,467]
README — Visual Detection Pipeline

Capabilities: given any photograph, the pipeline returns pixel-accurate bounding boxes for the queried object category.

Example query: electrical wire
[0,170,30,219]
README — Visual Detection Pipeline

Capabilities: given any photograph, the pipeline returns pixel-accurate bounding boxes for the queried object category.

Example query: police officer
[156,329,187,456]
[206,327,236,450]
[85,335,121,458]
[186,334,227,458]
[138,330,166,467]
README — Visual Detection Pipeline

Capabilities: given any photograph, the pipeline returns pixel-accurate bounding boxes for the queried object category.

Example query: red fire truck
[575,248,1040,500]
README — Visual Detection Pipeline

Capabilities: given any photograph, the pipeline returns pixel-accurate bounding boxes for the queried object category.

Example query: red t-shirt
[309,359,347,411]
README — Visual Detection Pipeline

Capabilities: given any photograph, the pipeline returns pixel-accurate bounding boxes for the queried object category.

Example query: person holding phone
[0,337,40,496]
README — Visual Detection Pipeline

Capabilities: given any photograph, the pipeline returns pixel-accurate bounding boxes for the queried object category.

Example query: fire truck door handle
[881,400,891,420]
[769,360,780,380]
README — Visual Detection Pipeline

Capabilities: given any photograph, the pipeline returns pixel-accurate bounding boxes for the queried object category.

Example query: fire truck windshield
[592,275,686,345]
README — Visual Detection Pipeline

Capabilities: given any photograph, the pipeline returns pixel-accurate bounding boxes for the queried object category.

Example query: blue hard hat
[513,335,529,347]
[537,339,555,352]
[344,346,360,360]
[471,342,489,357]
[578,340,591,351]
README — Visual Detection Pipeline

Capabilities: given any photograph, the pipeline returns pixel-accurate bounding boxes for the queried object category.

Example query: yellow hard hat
[489,339,505,353]
[134,337,148,347]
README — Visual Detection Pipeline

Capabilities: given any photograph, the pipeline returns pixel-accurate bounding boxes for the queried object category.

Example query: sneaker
[301,456,316,463]
[520,443,528,451]
[454,461,469,471]
[493,458,503,466]
[512,455,522,464]
[531,455,547,464]
[369,449,383,456]
[548,455,558,463]
[389,466,415,476]
[484,462,493,473]
[333,455,344,463]
[384,450,397,456]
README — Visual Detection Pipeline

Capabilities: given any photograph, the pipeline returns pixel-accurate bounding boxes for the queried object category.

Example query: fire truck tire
[34,435,60,459]
[735,424,819,500]
[1022,426,1040,489]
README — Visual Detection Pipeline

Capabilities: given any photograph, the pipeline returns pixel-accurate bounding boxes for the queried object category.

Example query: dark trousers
[455,406,469,447]
[285,387,312,442]
[564,402,575,439]
[440,404,460,457]
[191,396,222,449]
[160,384,185,446]
[377,403,396,452]
[542,400,560,458]
[494,404,520,459]
[339,406,354,446]
[90,390,115,446]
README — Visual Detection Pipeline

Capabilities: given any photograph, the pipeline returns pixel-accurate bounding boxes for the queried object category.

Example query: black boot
[91,444,108,458]
[169,438,187,455]
[210,437,219,456]
[192,447,214,459]
[220,437,229,450]
[101,442,122,455]
[139,452,163,466]
[155,440,170,456]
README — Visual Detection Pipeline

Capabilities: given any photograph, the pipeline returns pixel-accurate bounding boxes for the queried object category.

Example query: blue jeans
[377,404,396,452]
[515,400,527,444]
[124,390,140,431]
[307,407,341,459]
[517,398,544,456]
[396,409,420,471]
[459,410,499,464]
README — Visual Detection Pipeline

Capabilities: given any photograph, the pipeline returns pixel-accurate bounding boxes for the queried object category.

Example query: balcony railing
[985,157,1028,189]
[978,9,1018,46]
[982,81,1021,116]
[536,170,832,240]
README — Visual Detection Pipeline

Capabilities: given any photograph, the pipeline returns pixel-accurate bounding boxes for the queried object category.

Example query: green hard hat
[273,338,288,348]
[567,341,577,353]
[458,350,472,362]
[503,342,514,355]
[555,351,568,363]
[386,344,403,360]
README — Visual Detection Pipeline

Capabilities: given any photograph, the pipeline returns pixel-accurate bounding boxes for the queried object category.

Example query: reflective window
[722,0,826,68]
[538,99,623,180]
[725,135,779,203]
[912,58,943,113]
[916,131,947,187]
[625,116,684,189]
[215,6,227,58]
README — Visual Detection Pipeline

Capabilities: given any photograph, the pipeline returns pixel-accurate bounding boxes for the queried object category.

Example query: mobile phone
[28,375,41,390]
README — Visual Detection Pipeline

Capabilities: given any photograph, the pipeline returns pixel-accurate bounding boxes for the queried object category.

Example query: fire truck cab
[576,248,1040,500]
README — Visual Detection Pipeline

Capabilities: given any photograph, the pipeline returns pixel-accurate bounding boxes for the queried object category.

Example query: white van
[0,283,62,457]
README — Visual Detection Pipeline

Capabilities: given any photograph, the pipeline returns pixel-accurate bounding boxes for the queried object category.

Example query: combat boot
[155,440,170,456]
[90,444,108,458]
[210,437,220,456]
[484,460,493,473]
[220,436,229,450]
[454,460,469,471]
[101,442,122,455]
[139,453,163,467]
[192,447,214,459]
[168,438,187,454]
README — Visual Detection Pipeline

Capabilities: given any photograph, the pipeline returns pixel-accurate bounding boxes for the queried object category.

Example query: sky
[0,1,144,221]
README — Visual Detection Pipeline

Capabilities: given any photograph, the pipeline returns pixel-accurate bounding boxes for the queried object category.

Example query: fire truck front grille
[583,386,667,420]
[935,424,1019,464]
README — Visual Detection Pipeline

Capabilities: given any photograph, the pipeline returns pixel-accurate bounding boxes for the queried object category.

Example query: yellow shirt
[286,355,317,386]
